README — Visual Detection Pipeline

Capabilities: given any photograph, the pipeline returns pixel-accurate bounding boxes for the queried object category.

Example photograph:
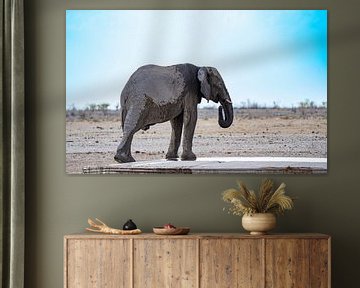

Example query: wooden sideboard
[64,233,330,288]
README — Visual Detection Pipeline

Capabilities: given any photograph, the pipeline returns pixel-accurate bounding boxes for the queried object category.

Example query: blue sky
[66,10,327,109]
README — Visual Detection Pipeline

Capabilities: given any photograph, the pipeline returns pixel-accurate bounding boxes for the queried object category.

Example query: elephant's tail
[121,108,127,131]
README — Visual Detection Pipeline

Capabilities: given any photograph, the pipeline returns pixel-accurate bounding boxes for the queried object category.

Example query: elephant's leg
[114,131,136,163]
[166,113,184,160]
[181,108,197,161]
[114,107,142,163]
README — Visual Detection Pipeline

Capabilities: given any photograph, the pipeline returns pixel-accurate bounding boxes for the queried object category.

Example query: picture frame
[66,10,327,175]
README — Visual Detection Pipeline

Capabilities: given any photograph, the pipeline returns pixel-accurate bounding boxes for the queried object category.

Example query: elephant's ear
[197,67,211,102]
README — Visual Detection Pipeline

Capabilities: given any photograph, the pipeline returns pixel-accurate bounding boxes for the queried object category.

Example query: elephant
[114,63,233,163]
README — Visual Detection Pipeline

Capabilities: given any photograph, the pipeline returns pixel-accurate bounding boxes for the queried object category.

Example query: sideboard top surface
[64,232,330,240]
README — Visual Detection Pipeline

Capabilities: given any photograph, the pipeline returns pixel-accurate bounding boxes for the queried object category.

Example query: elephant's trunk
[218,99,233,128]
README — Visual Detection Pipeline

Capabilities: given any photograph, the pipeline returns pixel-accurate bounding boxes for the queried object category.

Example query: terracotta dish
[153,227,190,235]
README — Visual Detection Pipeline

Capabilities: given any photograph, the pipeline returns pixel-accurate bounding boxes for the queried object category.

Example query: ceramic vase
[242,213,276,235]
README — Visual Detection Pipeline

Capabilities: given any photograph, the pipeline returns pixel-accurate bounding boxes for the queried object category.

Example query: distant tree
[272,101,280,109]
[299,99,310,109]
[240,101,247,108]
[298,99,317,109]
[68,104,77,117]
[246,99,259,109]
[298,99,314,118]
[88,103,97,112]
[68,103,77,111]
[97,103,110,115]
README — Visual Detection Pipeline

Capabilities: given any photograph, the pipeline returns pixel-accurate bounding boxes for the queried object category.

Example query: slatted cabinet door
[265,238,330,288]
[65,239,131,288]
[266,239,310,287]
[133,239,198,288]
[200,239,264,288]
[309,239,330,288]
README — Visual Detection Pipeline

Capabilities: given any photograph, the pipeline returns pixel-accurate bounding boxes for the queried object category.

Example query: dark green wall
[24,0,360,287]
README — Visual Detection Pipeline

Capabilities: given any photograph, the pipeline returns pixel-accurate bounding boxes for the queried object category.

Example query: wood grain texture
[66,239,131,288]
[310,239,330,288]
[265,239,310,288]
[65,233,330,240]
[64,234,330,288]
[133,239,197,288]
[200,239,264,288]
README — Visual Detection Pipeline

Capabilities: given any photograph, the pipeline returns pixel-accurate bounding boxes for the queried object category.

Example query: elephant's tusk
[225,99,232,104]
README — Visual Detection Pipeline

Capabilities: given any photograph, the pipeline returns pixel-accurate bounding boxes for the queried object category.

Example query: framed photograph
[66,10,327,175]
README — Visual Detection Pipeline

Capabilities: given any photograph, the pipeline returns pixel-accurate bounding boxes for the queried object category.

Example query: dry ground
[66,108,327,174]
